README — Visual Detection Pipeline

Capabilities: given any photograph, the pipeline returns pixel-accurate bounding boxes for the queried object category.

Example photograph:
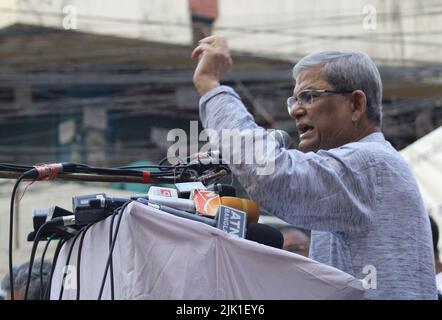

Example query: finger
[199,35,229,49]
[198,35,219,44]
[191,44,209,60]
[191,43,213,60]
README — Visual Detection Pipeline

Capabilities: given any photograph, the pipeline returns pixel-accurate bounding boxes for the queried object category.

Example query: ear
[350,90,367,122]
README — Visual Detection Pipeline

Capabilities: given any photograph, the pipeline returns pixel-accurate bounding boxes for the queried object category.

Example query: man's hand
[191,35,233,96]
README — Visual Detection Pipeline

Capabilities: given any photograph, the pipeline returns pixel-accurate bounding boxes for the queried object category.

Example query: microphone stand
[0,170,229,184]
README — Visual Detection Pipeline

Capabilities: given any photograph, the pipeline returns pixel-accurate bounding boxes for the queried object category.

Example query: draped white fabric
[401,125,442,249]
[51,201,364,300]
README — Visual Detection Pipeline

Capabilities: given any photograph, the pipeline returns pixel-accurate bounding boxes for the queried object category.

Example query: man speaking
[191,35,437,299]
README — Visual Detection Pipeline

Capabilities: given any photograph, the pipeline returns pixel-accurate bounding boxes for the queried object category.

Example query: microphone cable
[24,221,57,300]
[9,165,76,300]
[39,234,55,300]
[58,226,87,300]
[44,238,68,300]
[98,201,131,300]
[0,163,34,172]
[9,170,36,300]
[108,208,120,300]
[75,223,94,300]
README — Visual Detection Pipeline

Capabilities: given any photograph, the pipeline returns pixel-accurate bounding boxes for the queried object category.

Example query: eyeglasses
[287,89,354,116]
[285,245,309,255]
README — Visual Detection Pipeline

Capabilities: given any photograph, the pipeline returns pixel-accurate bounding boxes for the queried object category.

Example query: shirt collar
[358,131,385,143]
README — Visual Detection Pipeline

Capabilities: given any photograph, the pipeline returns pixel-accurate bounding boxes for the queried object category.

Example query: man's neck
[354,124,381,142]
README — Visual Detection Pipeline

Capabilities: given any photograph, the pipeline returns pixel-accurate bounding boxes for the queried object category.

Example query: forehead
[294,67,328,93]
[283,230,310,243]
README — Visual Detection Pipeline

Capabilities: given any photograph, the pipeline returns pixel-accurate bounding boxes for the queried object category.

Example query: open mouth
[297,124,314,137]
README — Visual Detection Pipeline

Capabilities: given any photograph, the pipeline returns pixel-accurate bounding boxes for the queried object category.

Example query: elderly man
[191,35,437,299]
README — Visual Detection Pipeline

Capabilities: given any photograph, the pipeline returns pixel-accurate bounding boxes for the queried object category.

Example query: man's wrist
[194,77,221,96]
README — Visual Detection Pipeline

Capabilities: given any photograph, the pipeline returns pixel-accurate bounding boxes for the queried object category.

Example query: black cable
[0,164,33,172]
[73,165,152,177]
[98,202,131,300]
[8,171,32,300]
[75,224,94,300]
[102,207,123,300]
[24,221,54,300]
[58,227,86,300]
[39,234,55,300]
[0,161,194,179]
[44,238,67,300]
[114,165,187,170]
[109,210,119,300]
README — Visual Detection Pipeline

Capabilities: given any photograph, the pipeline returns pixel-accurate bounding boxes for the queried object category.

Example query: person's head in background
[429,215,442,274]
[280,226,310,257]
[1,259,51,300]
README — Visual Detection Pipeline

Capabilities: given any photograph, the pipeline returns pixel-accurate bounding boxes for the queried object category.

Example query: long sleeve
[199,86,378,233]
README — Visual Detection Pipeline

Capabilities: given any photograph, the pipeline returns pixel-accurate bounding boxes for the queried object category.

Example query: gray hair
[292,50,383,126]
[1,259,52,300]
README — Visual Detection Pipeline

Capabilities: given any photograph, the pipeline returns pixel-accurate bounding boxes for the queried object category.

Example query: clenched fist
[191,35,233,96]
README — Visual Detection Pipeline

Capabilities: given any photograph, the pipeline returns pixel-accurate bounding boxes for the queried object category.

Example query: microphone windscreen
[219,197,259,222]
[246,222,284,249]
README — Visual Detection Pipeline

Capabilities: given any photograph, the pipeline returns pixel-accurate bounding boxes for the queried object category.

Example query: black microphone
[245,222,284,249]
[28,206,80,241]
[23,162,78,179]
[206,183,236,197]
[137,198,217,227]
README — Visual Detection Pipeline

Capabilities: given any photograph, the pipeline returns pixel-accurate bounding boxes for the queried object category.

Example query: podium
[50,201,365,299]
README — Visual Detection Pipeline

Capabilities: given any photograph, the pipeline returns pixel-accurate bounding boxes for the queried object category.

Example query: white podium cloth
[51,201,364,300]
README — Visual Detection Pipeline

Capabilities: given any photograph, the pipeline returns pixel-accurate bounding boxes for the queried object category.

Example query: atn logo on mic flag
[215,205,247,238]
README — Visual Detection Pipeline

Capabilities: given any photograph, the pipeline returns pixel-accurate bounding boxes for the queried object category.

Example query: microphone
[73,193,260,224]
[219,197,259,222]
[147,194,195,212]
[148,186,178,198]
[245,222,284,249]
[77,193,196,214]
[70,194,279,247]
[139,199,217,227]
[192,191,259,222]
[149,199,280,247]
[175,182,207,198]
[138,199,246,238]
[28,206,81,241]
[22,162,78,179]
[206,183,236,197]
[192,189,221,216]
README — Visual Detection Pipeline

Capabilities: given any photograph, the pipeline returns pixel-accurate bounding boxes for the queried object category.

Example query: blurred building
[0,0,440,159]
[0,23,293,166]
